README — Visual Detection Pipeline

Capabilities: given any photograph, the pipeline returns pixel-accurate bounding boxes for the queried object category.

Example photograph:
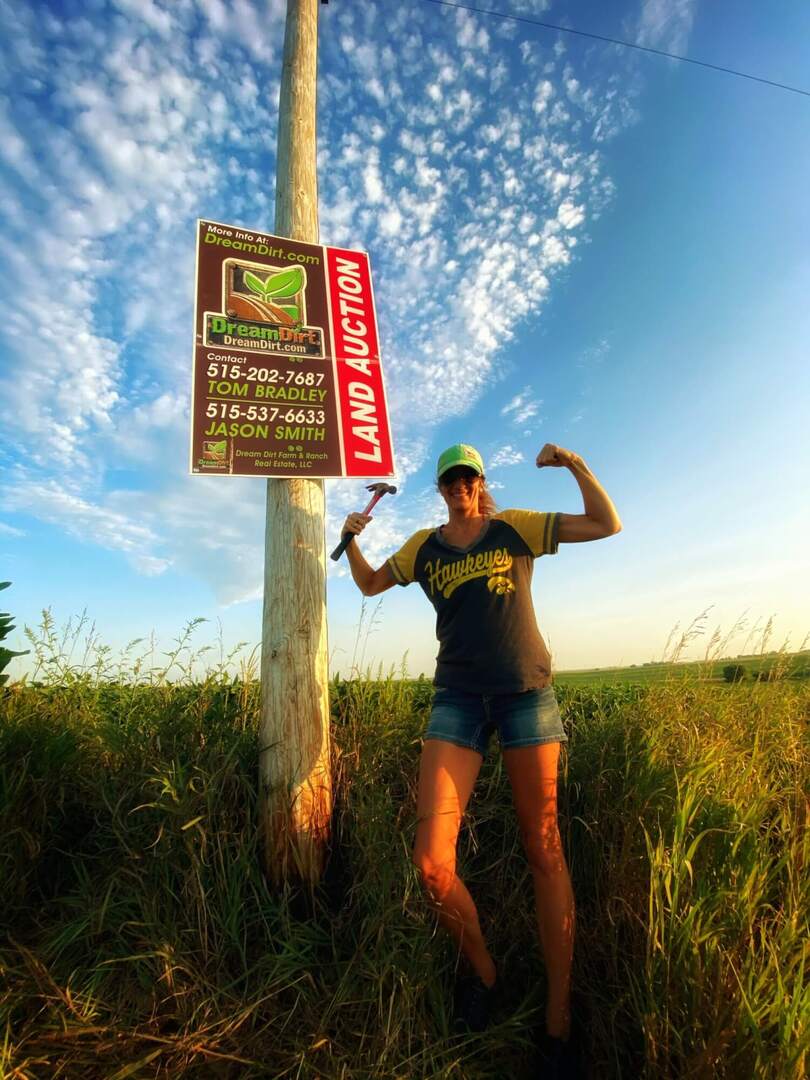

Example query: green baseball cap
[436,443,485,480]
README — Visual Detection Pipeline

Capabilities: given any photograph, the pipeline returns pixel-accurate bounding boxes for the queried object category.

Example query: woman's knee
[523,820,567,877]
[412,849,456,901]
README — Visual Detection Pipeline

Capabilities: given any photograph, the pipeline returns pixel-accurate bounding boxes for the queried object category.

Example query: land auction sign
[190,219,395,478]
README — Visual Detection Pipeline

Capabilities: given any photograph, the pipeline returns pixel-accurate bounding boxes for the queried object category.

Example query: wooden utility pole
[259,0,331,885]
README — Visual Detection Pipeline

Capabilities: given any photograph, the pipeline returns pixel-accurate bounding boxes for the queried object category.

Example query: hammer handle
[330,491,384,561]
[330,532,355,561]
[360,491,384,515]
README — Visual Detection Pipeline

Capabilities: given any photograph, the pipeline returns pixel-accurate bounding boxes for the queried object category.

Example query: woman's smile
[447,480,476,496]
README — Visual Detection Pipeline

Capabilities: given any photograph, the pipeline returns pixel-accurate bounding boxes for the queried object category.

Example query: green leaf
[262,267,304,299]
[0,646,28,663]
[212,441,227,454]
[244,271,267,296]
[279,305,299,322]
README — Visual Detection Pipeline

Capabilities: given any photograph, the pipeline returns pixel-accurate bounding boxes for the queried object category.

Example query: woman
[341,442,621,1069]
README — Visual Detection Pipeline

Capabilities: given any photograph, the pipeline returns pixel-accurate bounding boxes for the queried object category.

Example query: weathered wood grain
[260,0,331,884]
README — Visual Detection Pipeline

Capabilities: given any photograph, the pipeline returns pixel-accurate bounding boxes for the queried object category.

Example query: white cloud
[456,9,490,53]
[576,339,611,369]
[542,233,569,265]
[367,77,387,106]
[510,0,552,11]
[379,206,403,237]
[2,477,171,577]
[0,0,279,469]
[0,0,641,598]
[489,446,525,469]
[0,102,40,183]
[110,393,188,463]
[501,388,542,426]
[557,199,585,228]
[0,522,26,538]
[637,0,696,55]
[533,78,555,115]
[363,149,385,203]
[112,0,174,37]
[198,0,227,33]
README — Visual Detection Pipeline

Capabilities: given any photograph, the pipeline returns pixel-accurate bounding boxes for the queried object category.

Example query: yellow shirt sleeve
[494,509,560,557]
[386,528,434,585]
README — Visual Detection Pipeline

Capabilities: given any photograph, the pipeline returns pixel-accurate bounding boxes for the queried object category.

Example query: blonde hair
[477,479,498,517]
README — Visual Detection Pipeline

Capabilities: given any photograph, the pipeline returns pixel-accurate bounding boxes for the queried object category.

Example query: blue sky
[1,0,808,680]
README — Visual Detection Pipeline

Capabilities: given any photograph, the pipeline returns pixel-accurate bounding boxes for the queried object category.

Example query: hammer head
[367,482,397,496]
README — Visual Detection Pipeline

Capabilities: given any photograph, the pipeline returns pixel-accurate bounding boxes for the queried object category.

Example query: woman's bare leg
[412,739,496,987]
[503,742,574,1039]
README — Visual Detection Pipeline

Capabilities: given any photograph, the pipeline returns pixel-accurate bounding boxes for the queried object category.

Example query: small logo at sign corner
[202,439,228,462]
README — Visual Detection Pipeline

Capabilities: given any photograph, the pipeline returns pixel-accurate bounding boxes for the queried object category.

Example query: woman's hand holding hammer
[342,511,373,537]
[333,484,398,596]
[330,482,397,561]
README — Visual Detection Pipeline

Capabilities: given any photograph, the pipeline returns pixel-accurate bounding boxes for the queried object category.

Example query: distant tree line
[722,663,809,683]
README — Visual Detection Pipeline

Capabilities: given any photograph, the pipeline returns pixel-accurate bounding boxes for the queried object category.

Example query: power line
[424,0,810,99]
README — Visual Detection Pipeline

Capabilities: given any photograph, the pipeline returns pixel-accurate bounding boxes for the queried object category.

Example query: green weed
[0,615,807,1077]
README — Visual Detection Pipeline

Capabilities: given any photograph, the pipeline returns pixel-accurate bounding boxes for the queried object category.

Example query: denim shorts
[425,685,568,756]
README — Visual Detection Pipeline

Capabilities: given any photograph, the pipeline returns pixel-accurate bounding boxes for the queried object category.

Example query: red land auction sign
[190,219,395,478]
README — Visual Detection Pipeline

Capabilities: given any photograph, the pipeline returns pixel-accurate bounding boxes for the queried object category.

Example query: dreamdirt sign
[190,219,395,478]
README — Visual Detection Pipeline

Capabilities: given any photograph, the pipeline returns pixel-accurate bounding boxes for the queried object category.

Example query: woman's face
[438,466,481,513]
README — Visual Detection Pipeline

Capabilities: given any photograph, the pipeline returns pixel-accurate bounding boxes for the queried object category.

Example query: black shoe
[452,973,496,1034]
[535,1031,582,1078]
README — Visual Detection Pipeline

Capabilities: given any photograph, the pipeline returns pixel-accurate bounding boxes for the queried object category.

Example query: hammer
[330,482,397,561]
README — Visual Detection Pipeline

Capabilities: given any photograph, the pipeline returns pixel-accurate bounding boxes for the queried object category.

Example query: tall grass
[0,615,807,1078]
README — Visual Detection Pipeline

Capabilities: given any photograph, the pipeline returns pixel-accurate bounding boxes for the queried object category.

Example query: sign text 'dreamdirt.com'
[190,219,395,478]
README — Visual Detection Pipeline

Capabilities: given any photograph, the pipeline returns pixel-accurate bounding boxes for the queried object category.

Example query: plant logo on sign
[202,440,227,462]
[204,259,326,356]
[230,265,307,328]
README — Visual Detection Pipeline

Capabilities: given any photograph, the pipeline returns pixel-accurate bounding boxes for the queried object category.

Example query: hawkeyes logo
[487,575,515,595]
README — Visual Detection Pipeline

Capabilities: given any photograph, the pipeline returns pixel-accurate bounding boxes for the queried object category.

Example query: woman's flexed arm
[536,443,622,543]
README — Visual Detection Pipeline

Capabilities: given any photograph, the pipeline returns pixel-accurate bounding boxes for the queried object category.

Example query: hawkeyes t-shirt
[387,509,560,694]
